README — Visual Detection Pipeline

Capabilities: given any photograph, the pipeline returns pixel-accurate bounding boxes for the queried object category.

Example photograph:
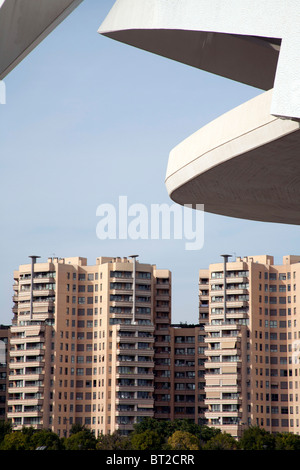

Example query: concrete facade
[99,0,300,225]
[8,255,172,436]
[0,0,82,79]
[200,254,300,439]
[7,255,210,436]
[0,325,10,421]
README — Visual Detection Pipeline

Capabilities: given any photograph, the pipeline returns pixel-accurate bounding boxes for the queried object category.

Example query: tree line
[1,418,300,450]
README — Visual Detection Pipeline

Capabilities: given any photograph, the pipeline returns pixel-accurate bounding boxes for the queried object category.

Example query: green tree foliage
[239,426,275,450]
[0,430,30,450]
[2,420,300,451]
[167,430,200,450]
[131,430,164,450]
[275,432,300,450]
[69,423,85,435]
[132,417,173,437]
[31,429,64,450]
[0,421,12,444]
[96,431,131,450]
[64,427,97,450]
[198,425,221,444]
[202,432,238,450]
[132,417,219,444]
[0,426,63,450]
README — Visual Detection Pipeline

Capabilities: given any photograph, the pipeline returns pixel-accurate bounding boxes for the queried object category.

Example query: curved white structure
[99,0,300,224]
[0,0,82,79]
[166,91,300,224]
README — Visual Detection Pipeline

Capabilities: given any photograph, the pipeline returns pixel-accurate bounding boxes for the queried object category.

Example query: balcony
[116,396,154,406]
[115,408,153,417]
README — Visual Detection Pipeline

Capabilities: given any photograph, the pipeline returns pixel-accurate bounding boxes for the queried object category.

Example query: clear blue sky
[1,0,299,325]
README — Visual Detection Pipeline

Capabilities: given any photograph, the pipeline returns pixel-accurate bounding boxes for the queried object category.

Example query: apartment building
[200,254,300,439]
[0,325,10,421]
[154,323,208,425]
[8,255,171,437]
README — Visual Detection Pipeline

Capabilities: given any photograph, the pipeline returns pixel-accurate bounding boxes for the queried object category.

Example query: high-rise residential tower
[201,254,300,439]
[0,325,10,421]
[8,255,171,437]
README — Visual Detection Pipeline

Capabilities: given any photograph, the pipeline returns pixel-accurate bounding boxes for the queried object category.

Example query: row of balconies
[18,274,55,283]
[210,300,248,309]
[8,394,43,403]
[7,409,43,418]
[115,408,153,417]
[9,355,44,364]
[117,334,154,343]
[205,410,242,421]
[10,340,44,350]
[116,370,154,379]
[210,275,249,283]
[13,300,54,310]
[116,359,154,367]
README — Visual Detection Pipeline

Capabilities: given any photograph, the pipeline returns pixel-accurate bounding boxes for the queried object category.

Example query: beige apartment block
[0,325,10,421]
[154,323,208,425]
[100,1,300,225]
[201,254,300,439]
[8,255,171,437]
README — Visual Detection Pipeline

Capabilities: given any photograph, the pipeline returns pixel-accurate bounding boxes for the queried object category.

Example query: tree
[275,432,300,450]
[0,430,31,450]
[239,426,275,450]
[31,429,64,450]
[170,419,201,438]
[96,431,132,450]
[131,430,164,450]
[64,427,97,450]
[133,417,221,444]
[69,423,86,435]
[132,417,172,437]
[0,421,12,444]
[202,432,238,450]
[167,430,199,450]
[198,425,221,444]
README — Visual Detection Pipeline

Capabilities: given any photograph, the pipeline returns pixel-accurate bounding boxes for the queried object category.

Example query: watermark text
[96,196,204,250]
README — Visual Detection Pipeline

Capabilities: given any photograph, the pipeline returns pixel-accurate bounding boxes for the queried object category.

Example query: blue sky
[1,0,300,325]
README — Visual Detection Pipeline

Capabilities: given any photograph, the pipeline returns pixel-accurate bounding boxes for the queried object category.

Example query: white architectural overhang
[0,0,83,79]
[165,91,300,225]
[99,0,300,225]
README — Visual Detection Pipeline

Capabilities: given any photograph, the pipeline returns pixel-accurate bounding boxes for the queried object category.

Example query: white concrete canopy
[99,0,300,225]
[165,90,300,225]
[0,0,83,80]
[99,0,300,121]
